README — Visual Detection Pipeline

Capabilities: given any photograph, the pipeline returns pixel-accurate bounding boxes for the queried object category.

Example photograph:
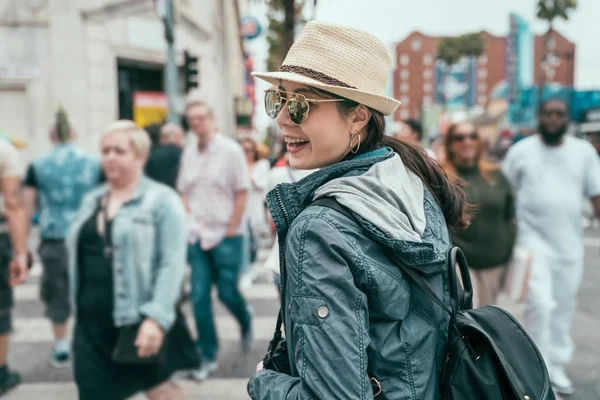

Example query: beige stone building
[0,0,247,163]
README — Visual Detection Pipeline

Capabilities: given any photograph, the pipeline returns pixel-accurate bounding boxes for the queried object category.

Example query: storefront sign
[133,91,168,128]
[0,65,40,80]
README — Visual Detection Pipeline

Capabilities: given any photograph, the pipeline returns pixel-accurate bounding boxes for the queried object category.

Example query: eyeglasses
[264,88,344,125]
[450,132,479,143]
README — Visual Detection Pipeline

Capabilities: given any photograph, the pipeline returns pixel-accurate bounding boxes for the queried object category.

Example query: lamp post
[155,0,179,123]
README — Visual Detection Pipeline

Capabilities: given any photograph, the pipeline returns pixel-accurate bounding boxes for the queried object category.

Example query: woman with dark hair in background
[247,21,470,399]
[443,121,516,307]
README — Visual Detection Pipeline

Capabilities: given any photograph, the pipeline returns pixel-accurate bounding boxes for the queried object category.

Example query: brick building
[392,29,575,122]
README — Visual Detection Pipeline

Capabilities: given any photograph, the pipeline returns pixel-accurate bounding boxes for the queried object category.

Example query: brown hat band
[279,65,357,89]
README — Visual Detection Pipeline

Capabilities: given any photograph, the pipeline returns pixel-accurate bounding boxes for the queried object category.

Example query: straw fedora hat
[252,21,401,116]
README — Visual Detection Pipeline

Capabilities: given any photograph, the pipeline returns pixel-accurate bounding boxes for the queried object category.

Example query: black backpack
[312,197,555,400]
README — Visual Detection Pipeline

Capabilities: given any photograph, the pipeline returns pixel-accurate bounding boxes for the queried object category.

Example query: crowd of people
[0,20,598,400]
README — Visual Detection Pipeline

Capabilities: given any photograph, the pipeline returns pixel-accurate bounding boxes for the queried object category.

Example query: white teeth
[284,137,309,144]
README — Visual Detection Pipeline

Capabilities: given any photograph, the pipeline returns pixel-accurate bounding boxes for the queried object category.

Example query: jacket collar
[266,147,393,239]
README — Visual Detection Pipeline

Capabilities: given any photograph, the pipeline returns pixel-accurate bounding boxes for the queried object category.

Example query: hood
[267,148,449,273]
[313,154,426,243]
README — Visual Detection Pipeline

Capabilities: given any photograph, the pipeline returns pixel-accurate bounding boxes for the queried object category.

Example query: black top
[77,206,114,317]
[144,144,182,189]
[451,167,516,269]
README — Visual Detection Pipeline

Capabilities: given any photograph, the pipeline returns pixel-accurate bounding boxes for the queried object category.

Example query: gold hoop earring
[349,133,361,154]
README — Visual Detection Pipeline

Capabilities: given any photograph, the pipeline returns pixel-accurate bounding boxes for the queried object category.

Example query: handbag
[312,197,554,400]
[262,312,291,375]
[112,306,199,366]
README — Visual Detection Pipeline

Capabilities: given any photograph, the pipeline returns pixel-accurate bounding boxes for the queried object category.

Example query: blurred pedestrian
[67,120,194,400]
[23,109,102,368]
[248,21,469,399]
[396,119,436,159]
[263,152,316,294]
[144,123,184,189]
[0,137,28,395]
[503,99,600,397]
[443,122,516,307]
[178,101,253,381]
[239,137,270,279]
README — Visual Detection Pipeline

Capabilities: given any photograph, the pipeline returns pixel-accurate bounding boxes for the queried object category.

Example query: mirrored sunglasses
[264,89,344,125]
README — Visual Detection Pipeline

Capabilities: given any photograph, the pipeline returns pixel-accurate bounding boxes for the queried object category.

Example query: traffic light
[184,50,199,92]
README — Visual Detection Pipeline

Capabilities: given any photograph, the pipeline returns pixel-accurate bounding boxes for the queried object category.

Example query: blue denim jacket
[66,177,188,330]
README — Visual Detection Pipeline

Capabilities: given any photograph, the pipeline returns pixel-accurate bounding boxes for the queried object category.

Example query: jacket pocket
[131,213,156,290]
[289,295,329,327]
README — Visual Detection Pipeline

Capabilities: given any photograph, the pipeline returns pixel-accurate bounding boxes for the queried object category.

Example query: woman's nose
[275,101,292,126]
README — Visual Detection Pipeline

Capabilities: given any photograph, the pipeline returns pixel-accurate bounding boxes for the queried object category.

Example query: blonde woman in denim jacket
[66,121,190,400]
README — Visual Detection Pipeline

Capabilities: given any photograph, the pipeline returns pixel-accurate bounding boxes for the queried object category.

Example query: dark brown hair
[238,137,259,162]
[308,87,471,229]
[443,122,499,182]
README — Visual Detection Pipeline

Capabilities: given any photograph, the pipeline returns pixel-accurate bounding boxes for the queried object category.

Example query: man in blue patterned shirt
[23,115,102,368]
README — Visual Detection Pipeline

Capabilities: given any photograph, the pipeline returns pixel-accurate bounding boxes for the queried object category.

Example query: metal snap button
[316,306,329,319]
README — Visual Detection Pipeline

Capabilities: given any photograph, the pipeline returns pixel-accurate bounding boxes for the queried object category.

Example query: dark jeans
[0,233,12,335]
[187,236,251,362]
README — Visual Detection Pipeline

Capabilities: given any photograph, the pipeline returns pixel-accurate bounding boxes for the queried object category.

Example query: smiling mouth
[284,137,310,148]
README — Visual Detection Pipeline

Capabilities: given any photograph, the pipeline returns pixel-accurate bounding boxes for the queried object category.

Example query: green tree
[437,33,485,107]
[536,0,578,98]
[264,0,317,71]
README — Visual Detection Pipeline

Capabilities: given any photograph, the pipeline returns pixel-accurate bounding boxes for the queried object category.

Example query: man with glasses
[177,101,253,381]
[503,99,600,397]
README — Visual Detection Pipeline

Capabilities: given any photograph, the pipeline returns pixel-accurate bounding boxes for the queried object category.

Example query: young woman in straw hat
[248,22,470,400]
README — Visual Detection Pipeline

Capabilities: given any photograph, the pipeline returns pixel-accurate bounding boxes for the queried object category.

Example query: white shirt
[502,135,600,260]
[177,134,250,250]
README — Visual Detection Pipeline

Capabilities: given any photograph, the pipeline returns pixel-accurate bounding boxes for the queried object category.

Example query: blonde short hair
[103,120,151,158]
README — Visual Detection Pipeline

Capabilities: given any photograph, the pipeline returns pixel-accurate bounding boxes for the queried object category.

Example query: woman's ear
[349,105,371,135]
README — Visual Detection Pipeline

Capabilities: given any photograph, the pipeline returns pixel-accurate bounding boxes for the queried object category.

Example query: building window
[479,95,488,104]
[423,82,433,92]
[546,69,556,79]
[548,37,556,50]
[400,109,410,119]
[423,69,433,79]
[400,83,409,93]
[478,69,487,79]
[478,83,487,92]
[401,69,409,80]
[400,96,409,105]
[478,55,488,65]
[423,95,433,106]
[400,54,410,66]
[423,54,433,65]
[411,39,422,51]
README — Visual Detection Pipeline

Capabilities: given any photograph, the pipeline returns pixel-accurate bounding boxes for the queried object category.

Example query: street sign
[240,16,262,40]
